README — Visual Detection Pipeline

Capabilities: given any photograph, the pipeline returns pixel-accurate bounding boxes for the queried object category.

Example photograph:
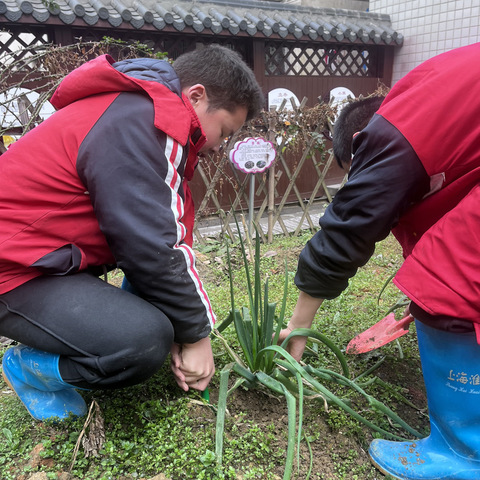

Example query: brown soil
[11,375,427,480]
[2,240,430,480]
[203,361,428,480]
[189,246,430,479]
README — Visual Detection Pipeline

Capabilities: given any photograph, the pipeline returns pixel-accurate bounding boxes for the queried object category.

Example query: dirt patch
[223,387,359,480]
[205,386,396,479]
[1,347,428,480]
[190,240,430,479]
[2,236,429,480]
[187,362,428,479]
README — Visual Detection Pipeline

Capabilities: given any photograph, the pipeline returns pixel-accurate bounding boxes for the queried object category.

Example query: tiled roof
[0,0,403,46]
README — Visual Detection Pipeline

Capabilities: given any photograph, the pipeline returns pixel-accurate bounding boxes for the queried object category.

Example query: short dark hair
[333,96,385,169]
[173,45,264,121]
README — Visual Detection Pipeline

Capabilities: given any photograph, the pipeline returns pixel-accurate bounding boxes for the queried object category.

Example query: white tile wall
[370,0,480,84]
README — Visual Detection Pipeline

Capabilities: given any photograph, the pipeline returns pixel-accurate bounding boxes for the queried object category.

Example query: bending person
[280,43,480,479]
[0,46,264,421]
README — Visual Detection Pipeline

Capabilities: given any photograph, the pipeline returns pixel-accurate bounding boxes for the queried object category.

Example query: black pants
[0,273,174,390]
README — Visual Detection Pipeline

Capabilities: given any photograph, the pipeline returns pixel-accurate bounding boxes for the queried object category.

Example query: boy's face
[184,84,248,154]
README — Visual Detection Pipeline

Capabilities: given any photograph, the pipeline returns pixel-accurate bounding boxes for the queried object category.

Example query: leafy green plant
[213,224,424,480]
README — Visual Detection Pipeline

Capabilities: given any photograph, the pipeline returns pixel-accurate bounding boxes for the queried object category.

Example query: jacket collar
[51,55,206,148]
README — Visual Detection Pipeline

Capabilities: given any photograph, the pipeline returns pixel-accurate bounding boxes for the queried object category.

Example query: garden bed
[0,233,429,480]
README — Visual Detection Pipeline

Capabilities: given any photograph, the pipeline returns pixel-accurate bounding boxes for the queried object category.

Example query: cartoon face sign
[229,137,276,174]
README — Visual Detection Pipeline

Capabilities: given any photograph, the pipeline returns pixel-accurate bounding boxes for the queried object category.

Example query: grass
[0,232,428,480]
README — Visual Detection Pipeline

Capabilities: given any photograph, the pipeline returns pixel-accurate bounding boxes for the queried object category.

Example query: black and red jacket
[295,43,480,330]
[0,54,215,344]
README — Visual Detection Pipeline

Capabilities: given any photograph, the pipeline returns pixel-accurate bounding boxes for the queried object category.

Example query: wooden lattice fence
[1,41,348,245]
[192,98,346,244]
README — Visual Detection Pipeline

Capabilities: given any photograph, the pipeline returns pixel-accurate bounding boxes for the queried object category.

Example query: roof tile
[0,0,403,46]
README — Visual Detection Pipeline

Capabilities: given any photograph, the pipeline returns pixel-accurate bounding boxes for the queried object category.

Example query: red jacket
[295,43,480,329]
[0,55,215,343]
[380,43,480,326]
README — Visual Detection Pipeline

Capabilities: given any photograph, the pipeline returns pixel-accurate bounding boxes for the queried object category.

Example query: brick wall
[370,0,480,83]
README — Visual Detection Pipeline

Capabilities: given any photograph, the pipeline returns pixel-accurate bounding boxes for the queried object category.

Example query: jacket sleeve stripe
[165,135,216,330]
[165,136,187,241]
[177,243,216,329]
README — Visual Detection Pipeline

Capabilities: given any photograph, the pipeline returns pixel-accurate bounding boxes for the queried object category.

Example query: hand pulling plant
[213,222,424,480]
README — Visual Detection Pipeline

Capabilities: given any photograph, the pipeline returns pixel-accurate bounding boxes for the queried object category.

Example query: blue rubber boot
[121,276,139,295]
[2,345,87,421]
[369,320,480,479]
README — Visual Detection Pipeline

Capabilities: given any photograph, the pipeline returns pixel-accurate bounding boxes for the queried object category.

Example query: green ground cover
[0,233,428,480]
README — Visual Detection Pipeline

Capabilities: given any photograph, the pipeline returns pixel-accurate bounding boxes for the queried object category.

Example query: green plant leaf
[233,308,254,370]
[215,363,234,465]
[215,310,235,334]
[281,328,350,378]
[256,372,296,480]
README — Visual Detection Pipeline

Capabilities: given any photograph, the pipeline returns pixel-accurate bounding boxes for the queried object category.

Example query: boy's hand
[276,291,324,362]
[170,336,215,392]
[277,326,308,362]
